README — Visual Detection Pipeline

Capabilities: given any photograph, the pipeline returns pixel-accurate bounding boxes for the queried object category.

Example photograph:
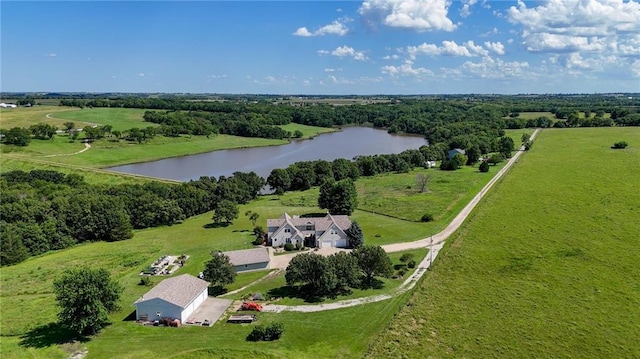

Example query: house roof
[449,148,466,154]
[268,212,352,233]
[135,274,209,308]
[223,248,270,266]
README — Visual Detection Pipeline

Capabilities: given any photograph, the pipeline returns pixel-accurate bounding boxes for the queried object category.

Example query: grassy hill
[366,127,640,358]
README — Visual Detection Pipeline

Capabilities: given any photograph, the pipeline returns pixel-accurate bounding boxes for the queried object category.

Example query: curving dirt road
[42,142,91,157]
[261,129,541,313]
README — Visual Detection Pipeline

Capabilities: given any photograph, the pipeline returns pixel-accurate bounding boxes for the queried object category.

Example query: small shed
[223,248,270,273]
[134,274,209,322]
[448,148,466,160]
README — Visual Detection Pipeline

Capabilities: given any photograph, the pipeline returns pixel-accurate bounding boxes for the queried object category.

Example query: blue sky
[2,0,639,94]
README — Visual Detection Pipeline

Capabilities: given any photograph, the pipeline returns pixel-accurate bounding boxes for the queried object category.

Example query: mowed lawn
[366,127,640,358]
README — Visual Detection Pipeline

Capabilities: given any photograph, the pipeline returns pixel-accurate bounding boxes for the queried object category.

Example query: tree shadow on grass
[20,322,88,349]
[267,285,324,303]
[209,285,228,296]
[203,222,229,229]
[359,278,385,290]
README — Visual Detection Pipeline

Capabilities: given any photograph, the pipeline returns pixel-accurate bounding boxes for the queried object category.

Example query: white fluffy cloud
[293,20,349,36]
[507,0,640,54]
[329,46,368,61]
[631,60,640,77]
[406,40,495,59]
[382,60,434,77]
[358,0,457,32]
[484,41,505,55]
[459,0,478,17]
[458,56,531,79]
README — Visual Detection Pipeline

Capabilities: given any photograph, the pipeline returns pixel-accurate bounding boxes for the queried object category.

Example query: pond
[108,127,428,181]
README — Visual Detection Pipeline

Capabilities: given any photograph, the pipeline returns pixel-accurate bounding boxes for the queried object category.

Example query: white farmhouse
[267,212,352,249]
[134,274,208,322]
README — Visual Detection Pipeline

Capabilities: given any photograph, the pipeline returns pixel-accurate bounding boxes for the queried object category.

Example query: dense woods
[54,95,640,142]
[0,170,264,266]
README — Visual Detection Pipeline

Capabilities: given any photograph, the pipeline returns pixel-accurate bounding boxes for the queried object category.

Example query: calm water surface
[108,127,427,181]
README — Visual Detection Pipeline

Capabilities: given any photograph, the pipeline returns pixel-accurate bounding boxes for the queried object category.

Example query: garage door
[322,239,333,248]
[335,238,347,248]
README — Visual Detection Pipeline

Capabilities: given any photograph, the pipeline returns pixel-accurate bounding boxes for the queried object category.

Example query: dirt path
[42,142,91,157]
[262,129,541,313]
[223,269,282,297]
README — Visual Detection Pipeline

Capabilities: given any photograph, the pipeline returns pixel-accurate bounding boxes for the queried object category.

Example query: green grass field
[366,127,640,358]
[2,132,288,168]
[2,107,346,168]
[504,128,534,145]
[0,106,75,129]
[45,107,156,131]
[280,164,507,244]
[0,157,158,185]
[277,123,337,139]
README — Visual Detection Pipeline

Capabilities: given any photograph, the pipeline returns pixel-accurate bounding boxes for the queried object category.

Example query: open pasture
[47,107,155,131]
[366,127,640,358]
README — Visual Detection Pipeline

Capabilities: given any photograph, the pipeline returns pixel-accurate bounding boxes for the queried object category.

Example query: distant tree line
[0,169,264,266]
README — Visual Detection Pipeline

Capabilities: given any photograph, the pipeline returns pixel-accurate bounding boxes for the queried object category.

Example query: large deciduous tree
[29,123,57,140]
[267,168,291,195]
[351,246,393,286]
[285,253,337,297]
[212,200,239,225]
[3,127,31,146]
[498,136,515,158]
[327,251,361,291]
[318,178,358,215]
[53,267,122,335]
[203,251,236,288]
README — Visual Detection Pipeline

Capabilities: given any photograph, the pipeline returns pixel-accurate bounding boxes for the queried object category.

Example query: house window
[306,225,313,231]
[284,228,291,233]
[286,238,292,244]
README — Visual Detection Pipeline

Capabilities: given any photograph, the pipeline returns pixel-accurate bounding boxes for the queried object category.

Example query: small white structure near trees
[134,274,209,323]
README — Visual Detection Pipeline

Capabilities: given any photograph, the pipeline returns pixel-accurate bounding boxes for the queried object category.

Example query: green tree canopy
[212,199,239,225]
[345,221,364,248]
[203,251,236,288]
[318,178,358,215]
[53,267,122,335]
[351,246,393,286]
[3,127,31,146]
[285,253,338,297]
[267,168,291,195]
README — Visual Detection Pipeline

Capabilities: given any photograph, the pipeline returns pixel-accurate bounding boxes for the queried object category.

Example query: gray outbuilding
[223,248,270,273]
[134,274,209,323]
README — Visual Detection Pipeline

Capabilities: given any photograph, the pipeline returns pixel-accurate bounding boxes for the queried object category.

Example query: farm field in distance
[366,127,640,358]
